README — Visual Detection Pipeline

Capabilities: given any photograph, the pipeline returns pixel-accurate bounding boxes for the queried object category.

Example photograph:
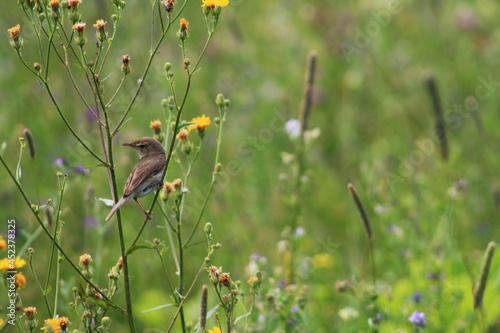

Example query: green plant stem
[101,97,136,330]
[166,262,208,333]
[98,4,123,75]
[176,209,187,333]
[28,259,52,318]
[184,105,224,248]
[45,174,66,316]
[0,153,124,313]
[111,0,190,136]
[129,72,192,249]
[18,52,107,165]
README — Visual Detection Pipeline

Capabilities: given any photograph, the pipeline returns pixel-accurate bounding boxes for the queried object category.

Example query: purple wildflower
[54,157,66,166]
[408,310,426,328]
[74,164,90,175]
[412,291,423,303]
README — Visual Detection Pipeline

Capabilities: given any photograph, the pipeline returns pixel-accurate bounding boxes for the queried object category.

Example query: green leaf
[177,122,196,132]
[141,303,176,313]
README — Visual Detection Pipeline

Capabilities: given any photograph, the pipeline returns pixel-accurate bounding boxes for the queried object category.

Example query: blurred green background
[2,0,500,331]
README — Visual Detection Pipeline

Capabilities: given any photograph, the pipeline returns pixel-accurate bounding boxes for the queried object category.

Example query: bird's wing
[123,153,166,197]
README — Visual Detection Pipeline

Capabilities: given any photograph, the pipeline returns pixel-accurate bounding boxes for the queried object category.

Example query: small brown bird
[105,137,167,221]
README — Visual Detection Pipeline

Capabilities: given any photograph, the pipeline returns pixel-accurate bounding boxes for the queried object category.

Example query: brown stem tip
[347,183,373,241]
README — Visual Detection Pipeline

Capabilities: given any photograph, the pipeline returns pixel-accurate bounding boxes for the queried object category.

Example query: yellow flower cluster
[41,317,70,332]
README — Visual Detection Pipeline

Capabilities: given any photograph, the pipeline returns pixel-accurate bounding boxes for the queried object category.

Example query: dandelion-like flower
[7,24,22,49]
[408,310,426,328]
[72,22,86,33]
[180,18,189,31]
[7,24,21,40]
[68,0,82,8]
[0,257,26,270]
[49,0,60,16]
[149,120,162,134]
[79,253,92,268]
[93,19,106,31]
[15,272,27,289]
[93,19,107,42]
[188,115,211,132]
[41,317,70,332]
[162,0,176,12]
[23,306,37,319]
[201,0,228,8]
[208,327,222,333]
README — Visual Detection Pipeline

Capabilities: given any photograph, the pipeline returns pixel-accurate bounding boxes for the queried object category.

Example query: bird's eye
[138,144,146,148]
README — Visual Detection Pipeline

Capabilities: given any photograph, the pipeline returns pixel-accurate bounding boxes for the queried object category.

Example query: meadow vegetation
[1,0,500,332]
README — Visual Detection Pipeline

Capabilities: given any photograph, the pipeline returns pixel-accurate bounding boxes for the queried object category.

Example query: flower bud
[121,54,131,75]
[215,93,225,107]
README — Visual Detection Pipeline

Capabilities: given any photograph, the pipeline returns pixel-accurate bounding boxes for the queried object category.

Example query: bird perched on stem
[105,137,166,221]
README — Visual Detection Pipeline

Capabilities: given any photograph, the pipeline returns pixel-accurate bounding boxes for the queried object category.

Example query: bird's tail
[105,197,127,221]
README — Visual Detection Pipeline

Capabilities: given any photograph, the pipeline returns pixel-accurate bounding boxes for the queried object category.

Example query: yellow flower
[0,318,3,326]
[312,253,333,269]
[15,272,27,289]
[0,257,27,270]
[42,318,62,332]
[150,120,162,134]
[0,236,6,250]
[208,327,222,333]
[180,18,189,31]
[187,115,211,132]
[247,275,257,286]
[7,24,21,40]
[49,0,59,9]
[201,0,229,8]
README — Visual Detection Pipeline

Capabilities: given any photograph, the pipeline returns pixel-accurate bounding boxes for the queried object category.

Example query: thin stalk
[129,72,192,249]
[166,262,207,333]
[184,108,224,248]
[45,174,66,316]
[98,5,123,76]
[112,0,191,136]
[0,154,123,313]
[101,92,136,331]
[28,259,52,317]
[176,210,187,333]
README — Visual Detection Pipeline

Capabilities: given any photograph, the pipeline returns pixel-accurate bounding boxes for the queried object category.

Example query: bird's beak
[122,142,133,147]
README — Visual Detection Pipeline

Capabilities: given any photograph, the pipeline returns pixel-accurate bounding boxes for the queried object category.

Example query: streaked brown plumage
[105,137,166,221]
